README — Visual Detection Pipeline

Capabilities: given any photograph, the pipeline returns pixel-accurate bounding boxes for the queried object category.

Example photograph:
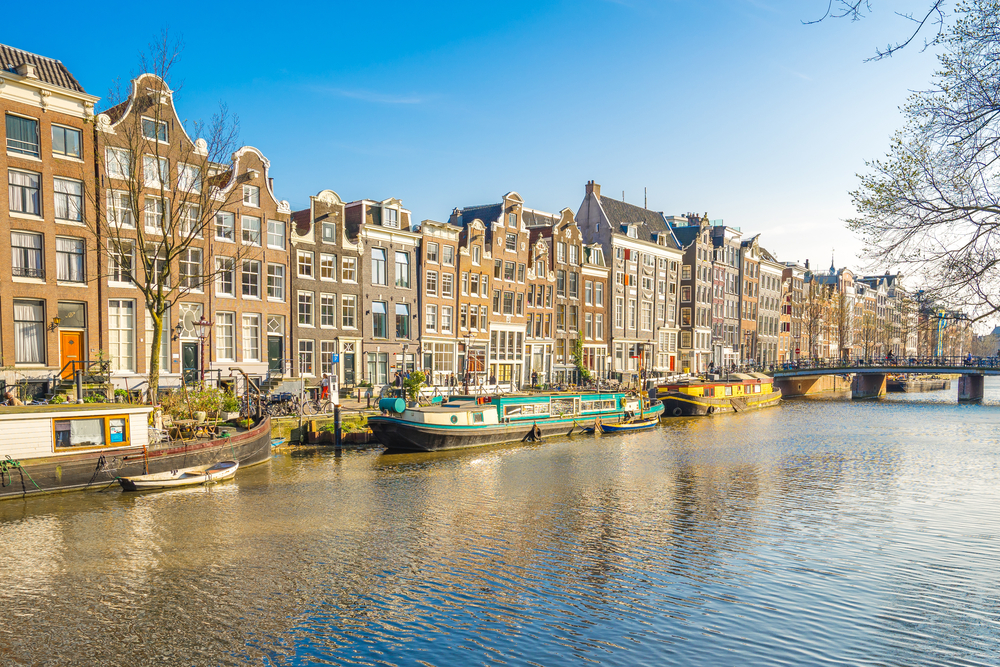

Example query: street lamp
[462,334,472,394]
[743,330,752,369]
[196,314,212,386]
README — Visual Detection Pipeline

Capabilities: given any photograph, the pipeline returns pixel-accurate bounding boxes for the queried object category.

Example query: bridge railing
[774,355,1000,373]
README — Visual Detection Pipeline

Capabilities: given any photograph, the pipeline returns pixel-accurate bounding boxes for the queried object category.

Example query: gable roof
[0,43,86,93]
[598,196,680,249]
[451,203,503,228]
[522,208,560,228]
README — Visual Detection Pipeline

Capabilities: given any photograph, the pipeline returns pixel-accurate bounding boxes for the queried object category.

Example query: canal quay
[2,383,1000,666]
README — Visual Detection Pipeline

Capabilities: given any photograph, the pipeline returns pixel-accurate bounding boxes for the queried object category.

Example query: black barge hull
[0,417,272,501]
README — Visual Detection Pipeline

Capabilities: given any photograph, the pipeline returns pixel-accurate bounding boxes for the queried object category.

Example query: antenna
[644,187,647,209]
[622,190,625,202]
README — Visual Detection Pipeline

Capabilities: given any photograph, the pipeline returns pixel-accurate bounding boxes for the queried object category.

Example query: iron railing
[773,355,997,373]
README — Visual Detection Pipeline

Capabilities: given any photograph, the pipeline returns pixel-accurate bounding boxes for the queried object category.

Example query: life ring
[672,407,682,417]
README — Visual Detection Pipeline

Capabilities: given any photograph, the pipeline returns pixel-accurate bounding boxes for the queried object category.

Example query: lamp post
[743,329,752,370]
[196,315,212,387]
[462,334,471,394]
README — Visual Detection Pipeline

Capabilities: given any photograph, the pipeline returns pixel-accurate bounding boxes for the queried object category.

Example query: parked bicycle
[300,395,336,416]
[263,392,301,417]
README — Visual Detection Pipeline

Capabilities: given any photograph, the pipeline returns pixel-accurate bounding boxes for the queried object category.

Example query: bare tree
[849,0,1000,325]
[806,0,948,60]
[89,32,253,400]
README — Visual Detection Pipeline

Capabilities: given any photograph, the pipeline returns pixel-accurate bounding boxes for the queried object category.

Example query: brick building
[671,215,715,373]
[420,219,460,386]
[739,235,760,365]
[453,217,492,388]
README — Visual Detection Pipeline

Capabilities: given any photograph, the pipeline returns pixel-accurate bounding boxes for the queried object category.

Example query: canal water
[2,382,1000,666]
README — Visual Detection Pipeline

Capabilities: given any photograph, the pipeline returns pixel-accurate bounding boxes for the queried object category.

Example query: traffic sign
[331,353,340,363]
[795,348,800,354]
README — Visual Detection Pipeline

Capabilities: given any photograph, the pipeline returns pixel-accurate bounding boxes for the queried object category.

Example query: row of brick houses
[0,43,967,398]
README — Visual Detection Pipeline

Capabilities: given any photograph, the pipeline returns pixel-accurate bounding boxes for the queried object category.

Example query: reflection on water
[2,381,1000,665]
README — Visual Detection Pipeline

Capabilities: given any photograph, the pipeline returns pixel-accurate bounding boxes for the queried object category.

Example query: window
[298,291,314,326]
[395,251,410,288]
[472,245,481,264]
[585,280,593,305]
[682,265,692,280]
[569,305,579,331]
[105,147,131,179]
[179,203,201,237]
[442,273,454,298]
[6,114,39,157]
[341,256,357,282]
[426,242,439,263]
[142,117,168,141]
[267,263,285,300]
[569,272,579,299]
[682,285,692,302]
[503,291,514,315]
[267,220,286,249]
[493,290,501,313]
[243,184,260,206]
[494,260,503,279]
[504,261,515,281]
[556,270,565,297]
[180,248,202,289]
[297,250,314,278]
[585,313,593,339]
[321,341,337,376]
[426,270,438,296]
[320,254,336,281]
[371,248,387,285]
[143,155,169,189]
[108,190,133,228]
[535,256,546,277]
[216,212,235,241]
[396,303,410,338]
[517,263,525,283]
[107,299,134,371]
[216,257,235,296]
[642,276,653,291]
[441,306,453,333]
[546,285,553,308]
[595,282,604,307]
[242,216,261,245]
[508,212,517,227]
[12,231,43,278]
[372,301,388,338]
[516,293,524,316]
[109,241,133,284]
[460,304,468,329]
[322,222,337,243]
[9,169,40,215]
[681,307,692,327]
[342,295,357,328]
[383,207,399,228]
[51,124,82,159]
[13,299,44,364]
[56,237,85,282]
[443,245,455,266]
[298,340,315,376]
[144,197,165,233]
[642,302,653,330]
[471,273,481,296]
[557,243,566,263]
[569,245,579,265]
[506,233,517,251]
[557,304,566,331]
[596,314,604,340]
[242,314,260,361]
[242,260,261,297]
[216,312,235,361]
[177,163,201,193]
[321,294,337,327]
[425,304,438,331]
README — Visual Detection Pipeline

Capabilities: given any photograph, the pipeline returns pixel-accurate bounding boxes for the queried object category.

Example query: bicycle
[301,395,335,416]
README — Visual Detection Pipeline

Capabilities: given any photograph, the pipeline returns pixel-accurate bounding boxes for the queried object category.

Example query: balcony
[13,266,44,279]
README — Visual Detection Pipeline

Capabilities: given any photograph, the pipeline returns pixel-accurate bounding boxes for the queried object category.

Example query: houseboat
[0,404,272,501]
[368,392,663,452]
[658,373,781,417]
[886,374,952,393]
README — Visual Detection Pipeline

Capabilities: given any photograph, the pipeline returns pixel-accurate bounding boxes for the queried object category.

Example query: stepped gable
[0,43,86,93]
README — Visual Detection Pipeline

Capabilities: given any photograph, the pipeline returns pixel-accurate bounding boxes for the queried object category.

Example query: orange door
[60,331,83,379]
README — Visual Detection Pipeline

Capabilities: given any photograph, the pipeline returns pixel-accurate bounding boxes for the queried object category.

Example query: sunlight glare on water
[2,381,1000,665]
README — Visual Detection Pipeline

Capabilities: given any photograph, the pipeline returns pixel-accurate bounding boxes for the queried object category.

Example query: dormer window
[384,208,399,229]
[142,118,168,142]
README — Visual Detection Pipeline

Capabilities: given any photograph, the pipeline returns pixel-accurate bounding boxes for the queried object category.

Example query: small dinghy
[118,460,239,492]
[583,417,660,434]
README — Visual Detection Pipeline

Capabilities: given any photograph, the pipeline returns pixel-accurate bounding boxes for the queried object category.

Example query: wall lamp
[48,316,61,332]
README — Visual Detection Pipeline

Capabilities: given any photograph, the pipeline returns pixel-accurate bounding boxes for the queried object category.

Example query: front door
[182,342,199,384]
[268,336,283,375]
[59,331,83,379]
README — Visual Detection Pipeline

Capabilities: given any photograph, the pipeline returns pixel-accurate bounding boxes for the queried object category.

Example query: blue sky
[7,0,938,269]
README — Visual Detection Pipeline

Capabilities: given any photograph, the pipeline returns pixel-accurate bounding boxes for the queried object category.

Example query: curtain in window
[56,237,84,282]
[54,178,82,221]
[14,300,44,363]
[9,170,39,213]
[11,232,42,272]
[6,115,39,155]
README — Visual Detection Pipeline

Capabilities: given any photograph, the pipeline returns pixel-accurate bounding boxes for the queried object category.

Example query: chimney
[15,63,38,79]
[805,259,810,269]
[268,177,274,191]
[585,180,601,198]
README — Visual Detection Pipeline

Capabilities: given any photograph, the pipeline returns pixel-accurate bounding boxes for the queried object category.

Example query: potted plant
[403,371,426,407]
[220,391,240,421]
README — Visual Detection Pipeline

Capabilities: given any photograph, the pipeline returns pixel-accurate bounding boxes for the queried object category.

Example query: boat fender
[672,407,682,417]
[619,397,626,408]
[533,424,542,440]
[707,406,715,415]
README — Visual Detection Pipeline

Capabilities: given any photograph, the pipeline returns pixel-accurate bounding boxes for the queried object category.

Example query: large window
[426,271,438,296]
[320,254,337,281]
[109,241,134,284]
[243,185,260,206]
[144,197,165,233]
[242,260,260,297]
[371,248,387,286]
[108,299,134,371]
[443,245,455,266]
[297,250,314,278]
[242,216,261,245]
[56,237,85,282]
[321,294,337,327]
[425,304,438,331]
[298,339,315,376]
[342,295,356,328]
[6,114,39,157]
[106,147,131,179]
[54,178,83,222]
[267,263,285,300]
[179,248,202,289]
[568,272,578,299]
[12,231,43,278]
[372,301,388,338]
[13,299,44,364]
[242,314,260,361]
[216,312,235,361]
[177,163,201,193]
[142,118,168,142]
[442,273,454,298]
[216,257,234,296]
[9,169,40,215]
[441,306,453,333]
[506,233,517,251]
[396,303,410,338]
[267,220,285,249]
[143,155,169,189]
[108,190,133,228]
[342,256,357,282]
[179,204,201,238]
[395,251,410,288]
[216,211,235,241]
[298,291,314,326]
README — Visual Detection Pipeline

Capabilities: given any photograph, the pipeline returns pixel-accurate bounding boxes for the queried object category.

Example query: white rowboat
[118,460,239,491]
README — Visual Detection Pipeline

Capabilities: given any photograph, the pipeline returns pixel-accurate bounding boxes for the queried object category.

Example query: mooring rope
[1,455,41,490]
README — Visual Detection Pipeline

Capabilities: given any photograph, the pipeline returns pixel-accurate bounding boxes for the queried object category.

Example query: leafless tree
[87,32,254,400]
[805,0,948,60]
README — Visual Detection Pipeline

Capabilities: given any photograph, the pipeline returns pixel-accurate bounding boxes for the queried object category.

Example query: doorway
[268,336,283,375]
[59,331,83,379]
[182,342,199,384]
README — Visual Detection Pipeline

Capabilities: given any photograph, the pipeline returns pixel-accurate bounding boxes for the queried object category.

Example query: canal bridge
[771,356,1000,401]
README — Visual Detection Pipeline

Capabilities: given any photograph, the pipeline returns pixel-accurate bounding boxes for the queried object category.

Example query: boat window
[504,405,523,417]
[725,386,733,396]
[110,418,126,442]
[473,411,485,423]
[754,384,761,393]
[54,418,106,449]
[550,398,575,415]
[580,399,615,412]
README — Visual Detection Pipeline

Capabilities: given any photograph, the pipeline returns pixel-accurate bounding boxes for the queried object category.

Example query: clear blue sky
[6,0,938,270]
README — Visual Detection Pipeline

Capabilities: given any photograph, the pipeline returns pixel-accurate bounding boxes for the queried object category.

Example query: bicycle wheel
[301,400,318,416]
